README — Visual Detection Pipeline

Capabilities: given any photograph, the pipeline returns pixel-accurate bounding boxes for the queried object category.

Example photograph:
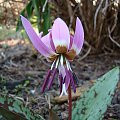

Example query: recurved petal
[20,15,56,58]
[41,32,55,51]
[69,35,73,50]
[39,32,43,38]
[52,18,70,50]
[72,17,84,55]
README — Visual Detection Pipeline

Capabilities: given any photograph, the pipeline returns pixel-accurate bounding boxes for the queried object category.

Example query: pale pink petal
[71,17,84,55]
[21,15,56,57]
[41,32,55,51]
[48,29,52,32]
[69,35,73,50]
[52,18,70,49]
[50,36,56,52]
[39,32,43,38]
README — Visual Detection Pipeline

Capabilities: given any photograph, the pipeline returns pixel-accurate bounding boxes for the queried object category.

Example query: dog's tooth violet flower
[21,16,84,96]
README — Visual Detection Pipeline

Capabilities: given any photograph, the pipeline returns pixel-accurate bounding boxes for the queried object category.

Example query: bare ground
[0,39,120,120]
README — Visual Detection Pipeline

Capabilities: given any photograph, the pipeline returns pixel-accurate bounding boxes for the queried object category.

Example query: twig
[110,12,118,33]
[9,58,18,67]
[94,0,104,31]
[78,2,89,35]
[96,21,104,47]
[79,46,91,61]
[102,0,109,15]
[66,0,74,29]
[9,94,25,102]
[95,0,109,47]
[78,41,91,61]
[104,44,114,53]
[108,27,120,48]
[102,1,114,15]
[45,93,51,109]
[69,6,78,29]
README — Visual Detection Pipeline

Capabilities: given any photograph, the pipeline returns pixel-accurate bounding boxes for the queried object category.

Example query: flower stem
[68,85,72,120]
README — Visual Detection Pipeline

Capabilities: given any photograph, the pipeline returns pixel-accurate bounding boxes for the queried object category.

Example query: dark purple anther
[72,72,79,85]
[47,68,57,89]
[41,69,51,93]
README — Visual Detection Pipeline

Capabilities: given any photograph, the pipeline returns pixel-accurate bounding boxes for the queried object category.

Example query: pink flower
[21,16,84,96]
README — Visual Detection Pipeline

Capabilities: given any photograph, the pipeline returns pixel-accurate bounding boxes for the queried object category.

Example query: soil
[0,39,120,120]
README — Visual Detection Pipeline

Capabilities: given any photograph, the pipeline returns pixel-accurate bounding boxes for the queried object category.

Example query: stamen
[51,60,56,70]
[65,58,76,92]
[55,57,59,68]
[67,59,72,71]
[72,72,79,85]
[47,57,60,90]
[41,69,51,93]
[60,55,63,66]
[47,68,57,89]
[65,58,69,70]
[59,83,68,97]
[65,68,71,90]
[68,70,76,93]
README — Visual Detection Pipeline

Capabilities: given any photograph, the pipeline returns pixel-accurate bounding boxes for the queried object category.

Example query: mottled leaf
[72,67,119,120]
[0,94,45,120]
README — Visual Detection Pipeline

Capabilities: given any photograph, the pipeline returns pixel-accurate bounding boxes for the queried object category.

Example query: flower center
[56,45,67,54]
[41,54,78,96]
[49,48,76,62]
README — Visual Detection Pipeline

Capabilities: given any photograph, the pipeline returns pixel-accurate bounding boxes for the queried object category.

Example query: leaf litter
[0,39,120,120]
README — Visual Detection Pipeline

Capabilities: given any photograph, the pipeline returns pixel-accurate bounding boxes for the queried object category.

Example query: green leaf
[26,1,33,18]
[0,94,45,120]
[42,3,51,35]
[16,9,25,31]
[72,67,119,120]
[16,1,33,31]
[32,0,41,32]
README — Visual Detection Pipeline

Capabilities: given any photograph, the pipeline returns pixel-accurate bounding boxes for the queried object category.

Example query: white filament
[55,57,59,68]
[60,55,63,66]
[50,60,56,70]
[65,58,69,70]
[65,58,72,71]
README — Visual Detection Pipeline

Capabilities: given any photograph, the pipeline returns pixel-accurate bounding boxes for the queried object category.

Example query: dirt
[0,39,120,120]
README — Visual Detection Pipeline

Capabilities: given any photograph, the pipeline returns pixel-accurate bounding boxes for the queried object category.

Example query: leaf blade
[0,94,45,120]
[72,67,119,120]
